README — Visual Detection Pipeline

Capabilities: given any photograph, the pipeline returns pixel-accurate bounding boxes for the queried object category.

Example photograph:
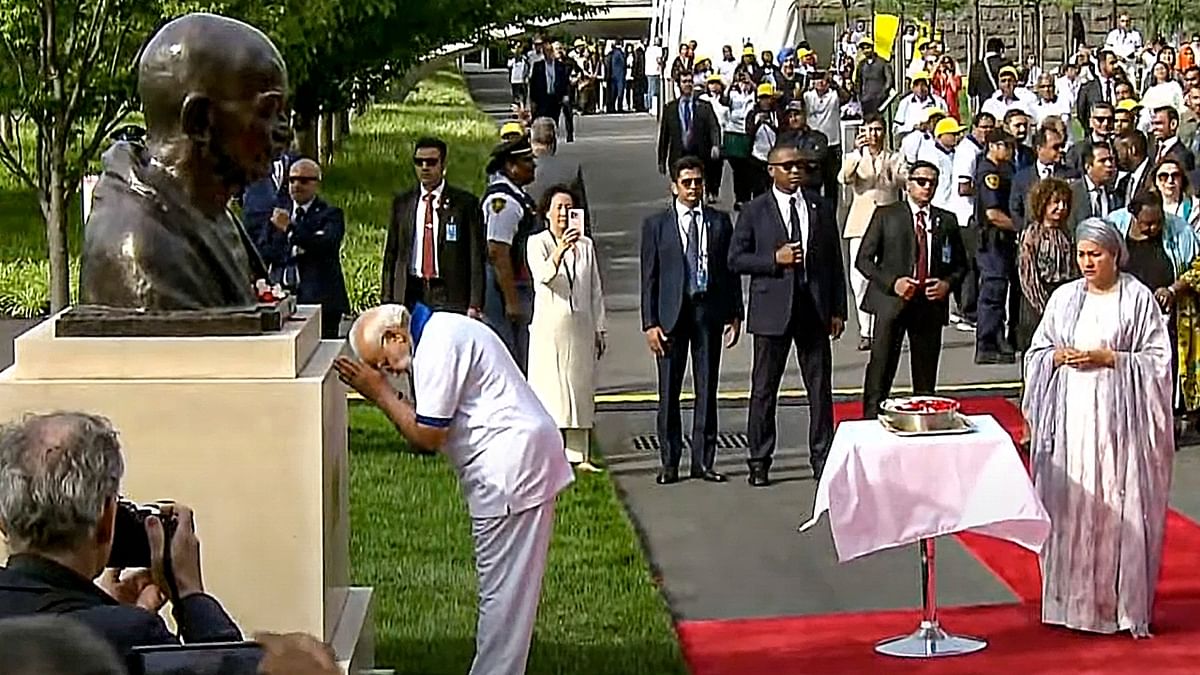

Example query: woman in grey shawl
[1023,217,1174,637]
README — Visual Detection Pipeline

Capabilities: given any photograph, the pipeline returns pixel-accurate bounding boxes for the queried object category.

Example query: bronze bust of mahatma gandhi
[79,13,290,311]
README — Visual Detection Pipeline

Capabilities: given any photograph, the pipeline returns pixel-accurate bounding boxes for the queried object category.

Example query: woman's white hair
[348,304,411,360]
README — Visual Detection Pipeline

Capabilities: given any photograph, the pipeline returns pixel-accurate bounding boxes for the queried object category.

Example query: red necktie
[914,210,928,287]
[421,193,436,279]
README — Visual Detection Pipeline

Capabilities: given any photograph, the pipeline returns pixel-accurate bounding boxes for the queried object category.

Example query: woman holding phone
[527,185,608,470]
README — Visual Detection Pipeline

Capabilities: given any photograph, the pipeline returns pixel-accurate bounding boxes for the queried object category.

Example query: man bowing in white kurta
[334,302,573,675]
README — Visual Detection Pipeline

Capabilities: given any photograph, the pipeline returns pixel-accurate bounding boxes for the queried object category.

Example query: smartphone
[129,642,264,675]
[567,209,585,236]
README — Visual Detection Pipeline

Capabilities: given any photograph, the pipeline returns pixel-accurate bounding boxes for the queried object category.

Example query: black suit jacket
[0,554,240,659]
[529,60,570,119]
[640,205,743,333]
[382,184,484,312]
[967,54,1009,102]
[1010,163,1075,230]
[1156,139,1197,173]
[1067,177,1116,229]
[728,189,846,336]
[657,97,721,172]
[256,196,350,314]
[855,202,967,324]
[1075,78,1111,129]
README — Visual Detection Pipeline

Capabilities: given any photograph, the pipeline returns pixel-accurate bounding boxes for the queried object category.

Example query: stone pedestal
[0,307,373,669]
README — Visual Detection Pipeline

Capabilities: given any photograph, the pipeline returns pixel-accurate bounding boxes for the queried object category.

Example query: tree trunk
[45,155,70,311]
[319,112,334,166]
[337,109,351,139]
[295,110,318,159]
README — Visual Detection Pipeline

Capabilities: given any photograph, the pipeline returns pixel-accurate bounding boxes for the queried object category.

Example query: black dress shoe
[656,468,679,485]
[748,465,770,487]
[690,469,728,482]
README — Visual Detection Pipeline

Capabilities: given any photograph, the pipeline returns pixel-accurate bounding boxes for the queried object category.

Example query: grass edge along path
[349,404,687,674]
[345,71,685,674]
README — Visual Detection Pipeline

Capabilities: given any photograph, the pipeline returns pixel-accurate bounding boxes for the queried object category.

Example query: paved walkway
[464,70,1200,628]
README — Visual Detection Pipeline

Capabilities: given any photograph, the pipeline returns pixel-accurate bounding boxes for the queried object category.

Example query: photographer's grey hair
[0,412,124,552]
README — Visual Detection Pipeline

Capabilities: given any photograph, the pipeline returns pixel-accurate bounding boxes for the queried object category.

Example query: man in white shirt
[901,107,945,166]
[894,71,948,138]
[804,71,849,202]
[980,66,1036,120]
[1104,13,1143,83]
[335,303,573,675]
[918,117,964,212]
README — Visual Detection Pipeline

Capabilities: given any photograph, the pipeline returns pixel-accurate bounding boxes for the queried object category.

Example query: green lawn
[349,404,687,674]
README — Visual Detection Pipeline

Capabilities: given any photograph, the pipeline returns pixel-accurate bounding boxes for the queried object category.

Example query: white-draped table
[799,414,1051,658]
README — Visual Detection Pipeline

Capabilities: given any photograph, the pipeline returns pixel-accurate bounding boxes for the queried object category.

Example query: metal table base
[875,538,988,658]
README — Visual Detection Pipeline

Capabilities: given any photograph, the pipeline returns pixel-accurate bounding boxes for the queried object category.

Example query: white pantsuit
[469,499,556,675]
[839,147,906,340]
[527,230,606,463]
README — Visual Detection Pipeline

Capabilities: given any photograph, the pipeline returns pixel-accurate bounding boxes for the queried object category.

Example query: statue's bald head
[138,13,287,139]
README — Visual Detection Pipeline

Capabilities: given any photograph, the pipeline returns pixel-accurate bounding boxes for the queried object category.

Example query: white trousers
[563,428,590,464]
[469,499,556,675]
[847,236,874,339]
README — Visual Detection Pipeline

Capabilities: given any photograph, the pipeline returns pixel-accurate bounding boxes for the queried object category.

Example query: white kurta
[527,230,607,429]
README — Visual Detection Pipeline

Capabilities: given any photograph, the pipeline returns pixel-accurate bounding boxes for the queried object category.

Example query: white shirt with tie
[1156,136,1180,163]
[1035,161,1056,180]
[673,200,708,284]
[1084,175,1110,218]
[772,187,810,253]
[412,181,445,277]
[907,197,933,276]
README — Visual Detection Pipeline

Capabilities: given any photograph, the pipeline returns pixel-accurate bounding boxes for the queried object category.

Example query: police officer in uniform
[973,129,1019,364]
[482,135,540,373]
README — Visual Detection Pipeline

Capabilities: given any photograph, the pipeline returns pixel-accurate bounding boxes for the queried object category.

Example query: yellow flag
[873,14,901,61]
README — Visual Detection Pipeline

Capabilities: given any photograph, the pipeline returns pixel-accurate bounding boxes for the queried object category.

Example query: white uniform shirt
[980,88,1037,120]
[411,181,445,277]
[901,129,930,166]
[894,93,949,136]
[917,141,957,212]
[772,187,810,251]
[484,175,525,245]
[716,58,739,87]
[413,312,574,518]
[951,136,984,227]
[645,45,663,77]
[804,89,843,147]
[1104,28,1143,62]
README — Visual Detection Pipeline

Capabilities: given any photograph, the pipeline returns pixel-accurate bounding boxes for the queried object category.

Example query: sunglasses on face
[1158,172,1182,181]
[679,177,703,187]
[288,176,318,184]
[413,157,441,167]
[909,177,936,188]
[1093,116,1114,124]
[770,160,818,171]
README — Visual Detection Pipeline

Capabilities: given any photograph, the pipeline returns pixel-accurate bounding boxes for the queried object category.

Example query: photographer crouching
[0,412,241,655]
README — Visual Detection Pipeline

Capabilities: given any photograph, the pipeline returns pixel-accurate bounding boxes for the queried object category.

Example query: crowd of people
[641,13,1187,642]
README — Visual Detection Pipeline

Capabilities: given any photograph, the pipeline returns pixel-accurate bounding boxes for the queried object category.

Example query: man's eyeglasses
[679,177,704,187]
[413,157,440,167]
[769,160,819,171]
[1157,171,1182,181]
[909,177,936,188]
[288,176,318,184]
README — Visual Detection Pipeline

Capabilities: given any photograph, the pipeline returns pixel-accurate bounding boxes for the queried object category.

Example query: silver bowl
[880,396,962,433]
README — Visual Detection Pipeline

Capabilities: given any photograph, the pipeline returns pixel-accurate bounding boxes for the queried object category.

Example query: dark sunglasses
[770,160,819,171]
[679,177,704,187]
[413,157,441,167]
[909,177,936,187]
[288,176,318,184]
[1050,143,1065,150]
[1093,115,1114,124]
[1157,172,1182,181]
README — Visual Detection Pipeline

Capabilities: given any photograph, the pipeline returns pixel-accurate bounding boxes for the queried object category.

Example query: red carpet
[675,397,1200,674]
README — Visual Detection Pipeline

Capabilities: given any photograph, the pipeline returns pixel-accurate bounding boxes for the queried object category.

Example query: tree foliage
[0,0,586,311]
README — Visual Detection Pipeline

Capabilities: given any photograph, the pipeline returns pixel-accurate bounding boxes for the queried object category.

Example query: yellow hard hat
[1116,98,1143,112]
[999,65,1020,79]
[756,83,776,97]
[934,118,965,136]
[911,70,932,83]
[925,107,947,120]
[499,121,524,138]
[706,72,724,83]
[743,46,756,56]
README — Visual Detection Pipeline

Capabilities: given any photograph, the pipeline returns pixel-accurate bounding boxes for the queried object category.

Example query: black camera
[108,499,177,569]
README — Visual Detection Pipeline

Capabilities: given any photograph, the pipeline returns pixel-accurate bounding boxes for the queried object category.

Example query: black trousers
[704,157,724,199]
[954,221,980,322]
[861,298,945,418]
[560,103,575,141]
[656,295,724,472]
[747,293,833,472]
[729,157,755,204]
[822,145,842,212]
[748,158,771,198]
[321,306,343,340]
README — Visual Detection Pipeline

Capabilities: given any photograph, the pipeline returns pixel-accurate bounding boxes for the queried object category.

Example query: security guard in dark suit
[974,129,1019,364]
